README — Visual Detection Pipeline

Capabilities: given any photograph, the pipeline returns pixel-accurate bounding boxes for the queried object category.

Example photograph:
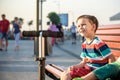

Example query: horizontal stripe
[82,42,105,49]
[85,53,112,60]
[87,58,108,63]
[95,42,106,49]
[99,44,110,52]
[87,62,108,68]
[81,46,111,59]
[80,52,101,58]
[82,48,100,54]
[100,48,111,56]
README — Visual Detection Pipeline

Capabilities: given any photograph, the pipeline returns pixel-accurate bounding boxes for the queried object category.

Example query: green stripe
[81,52,101,58]
[101,49,111,56]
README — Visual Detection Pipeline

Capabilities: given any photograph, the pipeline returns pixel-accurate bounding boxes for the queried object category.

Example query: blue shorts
[0,32,2,38]
[72,33,76,40]
[1,33,8,40]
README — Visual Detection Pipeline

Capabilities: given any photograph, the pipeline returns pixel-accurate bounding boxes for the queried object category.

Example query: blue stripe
[83,48,100,54]
[99,44,109,52]
[82,48,101,58]
[101,48,111,56]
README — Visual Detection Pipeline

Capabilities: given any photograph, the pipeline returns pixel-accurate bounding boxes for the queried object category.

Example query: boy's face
[77,18,96,37]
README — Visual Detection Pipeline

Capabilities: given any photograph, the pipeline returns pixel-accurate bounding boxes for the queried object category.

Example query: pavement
[0,39,82,80]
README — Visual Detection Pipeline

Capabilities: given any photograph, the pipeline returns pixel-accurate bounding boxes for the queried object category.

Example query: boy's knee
[61,71,71,79]
[61,71,69,77]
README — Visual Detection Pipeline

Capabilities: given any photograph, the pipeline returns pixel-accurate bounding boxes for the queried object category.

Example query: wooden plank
[111,50,120,58]
[98,24,120,30]
[45,65,63,78]
[96,35,120,42]
[45,64,65,79]
[105,42,120,49]
[96,29,120,35]
[50,64,64,72]
[97,24,120,60]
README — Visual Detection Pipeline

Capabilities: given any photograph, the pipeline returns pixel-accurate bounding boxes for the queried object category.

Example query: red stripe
[82,44,95,49]
[88,58,108,63]
[95,42,105,49]
[82,42,105,49]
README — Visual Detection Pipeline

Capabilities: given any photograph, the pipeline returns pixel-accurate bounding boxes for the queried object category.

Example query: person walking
[0,20,2,51]
[12,17,22,51]
[56,23,64,42]
[0,14,10,51]
[70,22,77,44]
[48,22,59,46]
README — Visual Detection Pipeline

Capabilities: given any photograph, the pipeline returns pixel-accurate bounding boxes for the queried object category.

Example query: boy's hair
[76,15,99,32]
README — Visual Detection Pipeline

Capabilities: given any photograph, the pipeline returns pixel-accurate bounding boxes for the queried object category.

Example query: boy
[73,57,120,80]
[60,15,115,80]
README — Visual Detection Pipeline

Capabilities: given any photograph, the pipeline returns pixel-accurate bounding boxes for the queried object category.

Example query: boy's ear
[93,24,96,32]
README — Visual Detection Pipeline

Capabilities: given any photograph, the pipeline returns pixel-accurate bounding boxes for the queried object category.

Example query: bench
[45,64,64,80]
[96,24,120,59]
[45,24,120,80]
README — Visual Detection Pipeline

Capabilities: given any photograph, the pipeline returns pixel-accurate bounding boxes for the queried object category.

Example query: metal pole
[34,0,39,57]
[36,0,41,80]
[37,0,45,80]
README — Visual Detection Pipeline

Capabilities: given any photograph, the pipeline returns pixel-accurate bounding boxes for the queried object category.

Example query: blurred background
[0,0,120,40]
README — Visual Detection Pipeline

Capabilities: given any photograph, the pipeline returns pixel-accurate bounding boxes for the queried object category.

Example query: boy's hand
[84,58,90,62]
[68,66,75,71]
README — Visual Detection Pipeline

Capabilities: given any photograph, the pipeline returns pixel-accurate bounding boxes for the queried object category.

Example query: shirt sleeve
[96,42,111,58]
[80,52,86,58]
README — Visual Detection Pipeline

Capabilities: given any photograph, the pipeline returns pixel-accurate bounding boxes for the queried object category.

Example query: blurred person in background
[48,21,59,46]
[0,14,10,51]
[56,23,64,43]
[70,22,77,44]
[12,17,22,51]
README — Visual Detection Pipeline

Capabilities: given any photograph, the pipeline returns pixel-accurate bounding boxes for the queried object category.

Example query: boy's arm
[73,58,87,68]
[68,58,86,71]
[108,54,116,63]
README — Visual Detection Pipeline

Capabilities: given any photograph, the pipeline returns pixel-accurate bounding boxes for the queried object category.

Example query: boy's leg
[73,63,119,80]
[82,72,98,80]
[5,33,8,51]
[61,71,72,80]
[93,64,119,80]
[72,72,97,80]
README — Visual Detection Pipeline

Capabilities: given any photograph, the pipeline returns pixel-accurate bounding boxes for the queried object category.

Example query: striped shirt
[80,37,111,68]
